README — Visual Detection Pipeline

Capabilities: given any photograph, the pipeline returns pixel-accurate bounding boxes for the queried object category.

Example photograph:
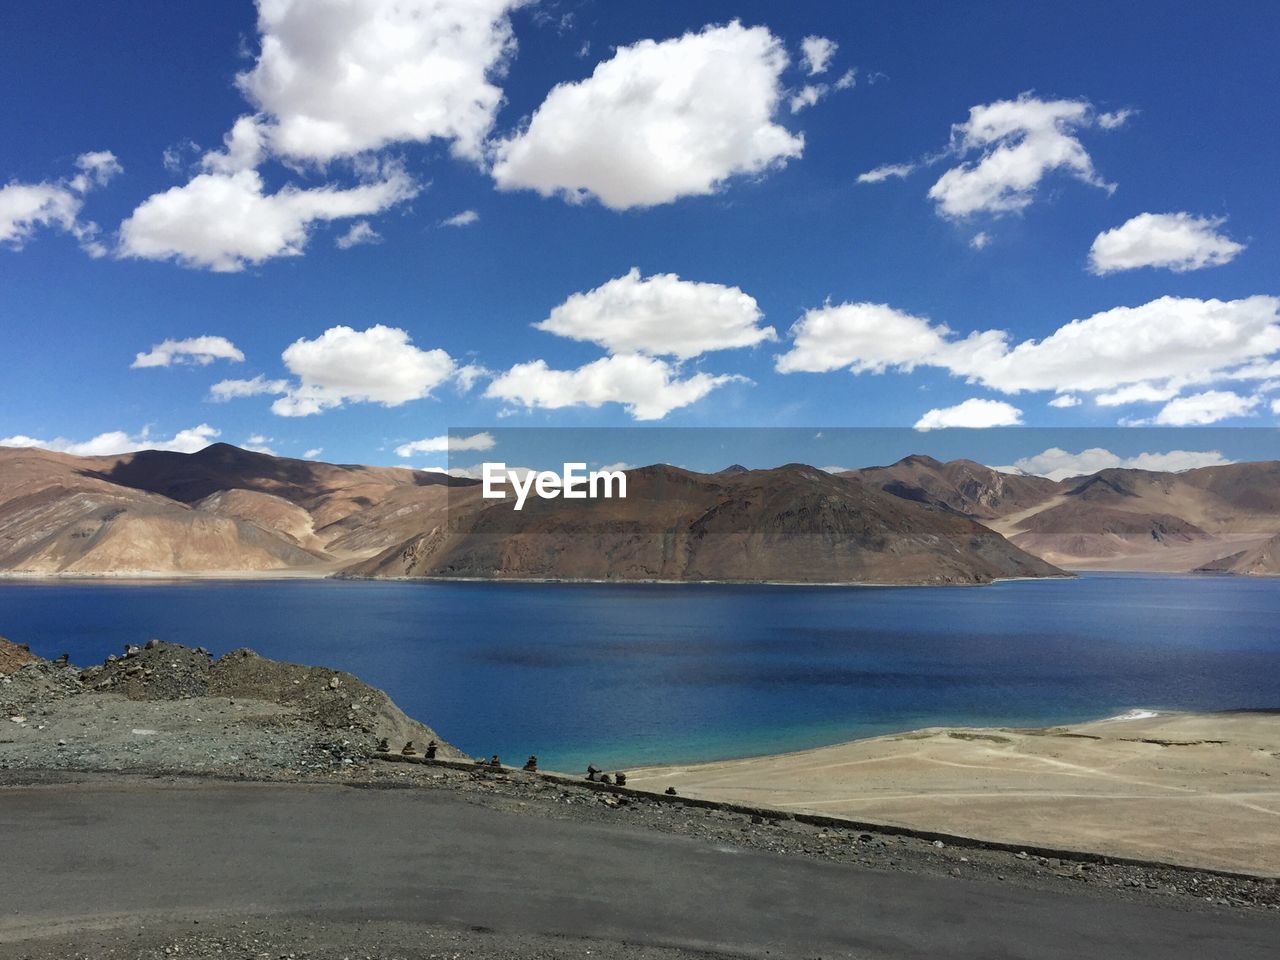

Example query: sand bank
[629,711,1280,875]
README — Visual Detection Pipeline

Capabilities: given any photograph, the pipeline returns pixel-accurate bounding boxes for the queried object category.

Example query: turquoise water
[1,573,1278,771]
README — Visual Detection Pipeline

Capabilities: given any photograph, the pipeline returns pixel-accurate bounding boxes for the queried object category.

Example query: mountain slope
[1195,534,1280,576]
[347,464,1064,585]
[846,455,1059,520]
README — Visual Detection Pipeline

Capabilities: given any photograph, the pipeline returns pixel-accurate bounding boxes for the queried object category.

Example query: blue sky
[2,0,1279,474]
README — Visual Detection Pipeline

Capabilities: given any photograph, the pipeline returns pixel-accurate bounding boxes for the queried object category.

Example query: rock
[933,840,945,849]
[145,639,160,650]
[328,677,340,690]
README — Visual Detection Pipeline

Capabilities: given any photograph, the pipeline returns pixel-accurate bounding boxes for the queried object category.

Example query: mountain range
[1,443,1277,581]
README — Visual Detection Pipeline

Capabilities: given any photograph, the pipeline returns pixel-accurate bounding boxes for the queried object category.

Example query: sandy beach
[630,710,1280,875]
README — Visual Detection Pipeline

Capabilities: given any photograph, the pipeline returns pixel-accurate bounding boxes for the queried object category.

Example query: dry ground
[630,711,1280,875]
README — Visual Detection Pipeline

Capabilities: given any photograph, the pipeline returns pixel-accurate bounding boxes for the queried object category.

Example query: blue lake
[1,574,1278,772]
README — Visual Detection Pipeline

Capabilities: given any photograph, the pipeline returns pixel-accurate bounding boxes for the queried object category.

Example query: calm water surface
[2,573,1278,771]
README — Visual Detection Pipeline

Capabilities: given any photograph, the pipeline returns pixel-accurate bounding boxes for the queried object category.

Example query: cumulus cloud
[272,325,457,416]
[334,221,381,249]
[776,295,1280,401]
[1088,212,1245,274]
[928,94,1121,218]
[1,424,220,457]
[858,93,1127,219]
[535,268,775,359]
[914,398,1023,431]
[800,36,837,75]
[1048,394,1081,408]
[236,0,526,163]
[394,432,496,457]
[209,375,291,402]
[0,151,122,255]
[485,354,744,420]
[775,302,978,375]
[491,21,803,209]
[996,447,1233,481]
[132,336,244,369]
[303,447,323,459]
[440,210,479,227]
[1151,390,1260,426]
[118,166,418,272]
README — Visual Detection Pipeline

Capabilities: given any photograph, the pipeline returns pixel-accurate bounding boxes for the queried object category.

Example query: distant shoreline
[0,570,1078,587]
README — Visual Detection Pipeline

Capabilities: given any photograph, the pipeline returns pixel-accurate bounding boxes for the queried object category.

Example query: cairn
[377,738,390,753]
[425,740,438,760]
[665,786,678,796]
[586,764,600,782]
[488,754,502,768]
[401,740,419,758]
[523,755,538,772]
[615,772,627,787]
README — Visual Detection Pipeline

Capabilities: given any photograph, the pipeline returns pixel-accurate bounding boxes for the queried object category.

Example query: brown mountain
[0,444,469,576]
[845,455,1059,520]
[347,463,1064,585]
[852,456,1280,575]
[1195,534,1280,576]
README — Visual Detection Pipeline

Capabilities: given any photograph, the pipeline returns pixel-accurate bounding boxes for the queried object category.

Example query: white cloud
[1,424,220,457]
[1151,390,1260,426]
[1048,394,1081,408]
[1273,399,1280,416]
[491,22,803,210]
[303,447,323,459]
[928,94,1120,218]
[485,354,743,420]
[858,94,1126,219]
[209,375,291,402]
[800,36,837,75]
[440,209,479,227]
[1094,382,1180,407]
[334,221,381,249]
[272,325,457,417]
[0,151,122,255]
[242,434,277,455]
[969,231,991,250]
[1088,212,1245,274]
[118,166,418,272]
[236,0,526,163]
[834,68,856,91]
[394,432,496,457]
[790,85,827,114]
[535,268,774,359]
[132,335,245,369]
[1097,109,1135,130]
[856,162,916,184]
[776,295,1280,400]
[775,302,972,375]
[997,447,1233,482]
[914,398,1023,431]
